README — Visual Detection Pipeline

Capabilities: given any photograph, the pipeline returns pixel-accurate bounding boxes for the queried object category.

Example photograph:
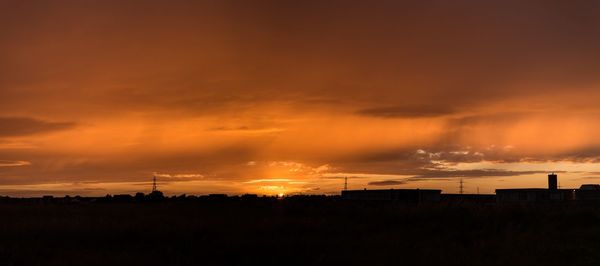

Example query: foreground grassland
[1,199,600,265]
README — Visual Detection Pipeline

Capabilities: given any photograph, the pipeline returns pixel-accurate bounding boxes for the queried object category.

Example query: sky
[3,0,600,196]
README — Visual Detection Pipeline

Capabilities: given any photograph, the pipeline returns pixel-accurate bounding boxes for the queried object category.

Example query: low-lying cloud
[356,105,457,118]
[368,180,407,186]
[0,117,75,137]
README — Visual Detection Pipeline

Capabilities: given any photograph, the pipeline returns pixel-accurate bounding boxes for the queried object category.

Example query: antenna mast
[344,177,348,191]
[459,178,464,194]
[152,173,158,193]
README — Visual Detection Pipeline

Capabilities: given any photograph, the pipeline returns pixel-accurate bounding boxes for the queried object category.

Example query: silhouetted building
[496,173,575,204]
[496,188,575,204]
[241,194,258,200]
[576,184,600,201]
[41,195,54,203]
[341,189,441,203]
[548,173,558,190]
[441,194,496,205]
[113,194,134,202]
[208,194,228,199]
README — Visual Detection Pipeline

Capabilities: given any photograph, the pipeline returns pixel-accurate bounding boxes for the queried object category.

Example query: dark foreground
[2,197,600,266]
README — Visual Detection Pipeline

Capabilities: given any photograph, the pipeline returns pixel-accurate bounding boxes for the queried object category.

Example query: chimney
[548,173,558,190]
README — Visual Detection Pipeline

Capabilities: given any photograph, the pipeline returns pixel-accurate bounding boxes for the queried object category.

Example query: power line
[344,177,348,191]
[152,173,158,193]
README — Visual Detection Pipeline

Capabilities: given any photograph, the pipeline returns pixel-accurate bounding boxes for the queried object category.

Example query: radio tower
[152,173,158,193]
[459,178,464,194]
[344,177,348,191]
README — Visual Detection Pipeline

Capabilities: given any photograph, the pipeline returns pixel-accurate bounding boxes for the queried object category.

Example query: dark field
[2,198,600,265]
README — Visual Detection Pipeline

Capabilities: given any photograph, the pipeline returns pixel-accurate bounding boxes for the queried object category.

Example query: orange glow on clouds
[2,1,600,196]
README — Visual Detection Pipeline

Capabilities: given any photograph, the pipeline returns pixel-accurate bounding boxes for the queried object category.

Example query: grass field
[1,198,600,265]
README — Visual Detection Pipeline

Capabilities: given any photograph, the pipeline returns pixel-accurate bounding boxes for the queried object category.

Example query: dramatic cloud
[1,1,600,195]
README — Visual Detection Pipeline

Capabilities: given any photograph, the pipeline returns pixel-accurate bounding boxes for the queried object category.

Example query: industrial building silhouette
[341,173,600,205]
[7,173,600,206]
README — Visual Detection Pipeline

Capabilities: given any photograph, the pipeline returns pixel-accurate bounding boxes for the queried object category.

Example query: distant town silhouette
[6,173,600,207]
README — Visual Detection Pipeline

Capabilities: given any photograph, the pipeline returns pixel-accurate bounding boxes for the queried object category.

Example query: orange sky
[2,1,600,196]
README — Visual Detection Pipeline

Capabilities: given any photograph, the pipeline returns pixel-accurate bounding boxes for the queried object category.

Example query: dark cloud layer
[0,117,75,137]
[356,105,457,118]
[413,170,550,179]
[2,0,600,116]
